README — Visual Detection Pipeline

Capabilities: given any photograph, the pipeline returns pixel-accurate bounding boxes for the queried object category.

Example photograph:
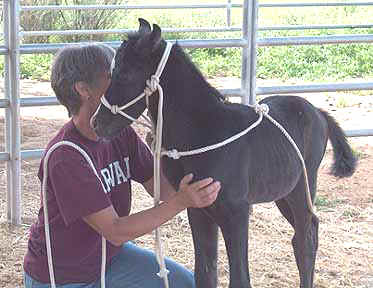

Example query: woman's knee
[165,258,195,288]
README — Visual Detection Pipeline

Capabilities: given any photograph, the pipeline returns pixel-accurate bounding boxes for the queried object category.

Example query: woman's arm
[83,174,220,246]
[142,171,176,202]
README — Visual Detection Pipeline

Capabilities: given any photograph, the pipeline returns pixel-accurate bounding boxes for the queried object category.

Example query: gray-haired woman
[23,43,220,288]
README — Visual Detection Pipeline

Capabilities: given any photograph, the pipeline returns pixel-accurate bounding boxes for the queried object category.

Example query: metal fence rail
[20,3,243,11]
[1,0,373,224]
[260,2,373,7]
[18,1,373,11]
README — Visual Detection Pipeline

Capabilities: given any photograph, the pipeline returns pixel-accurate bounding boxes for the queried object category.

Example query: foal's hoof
[249,204,253,215]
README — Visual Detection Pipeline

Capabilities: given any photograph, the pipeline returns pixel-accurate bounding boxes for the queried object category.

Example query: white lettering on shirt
[123,157,131,179]
[113,160,126,184]
[100,157,131,193]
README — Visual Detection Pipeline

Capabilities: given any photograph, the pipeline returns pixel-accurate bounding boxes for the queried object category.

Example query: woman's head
[51,43,115,117]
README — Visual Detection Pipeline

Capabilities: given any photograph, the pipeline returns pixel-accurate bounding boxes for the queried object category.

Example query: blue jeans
[24,242,195,288]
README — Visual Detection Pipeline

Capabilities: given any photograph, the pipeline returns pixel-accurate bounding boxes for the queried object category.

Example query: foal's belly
[247,166,302,204]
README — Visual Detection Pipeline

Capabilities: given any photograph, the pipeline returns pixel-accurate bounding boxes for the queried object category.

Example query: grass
[315,195,347,209]
[352,148,370,160]
[335,95,349,108]
[342,209,360,218]
[1,1,373,82]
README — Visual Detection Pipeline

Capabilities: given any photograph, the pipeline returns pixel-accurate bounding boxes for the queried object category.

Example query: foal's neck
[148,46,223,120]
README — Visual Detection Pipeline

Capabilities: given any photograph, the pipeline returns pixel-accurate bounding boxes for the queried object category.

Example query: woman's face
[89,71,112,114]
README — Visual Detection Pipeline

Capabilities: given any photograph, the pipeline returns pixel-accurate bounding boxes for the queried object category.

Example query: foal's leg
[219,202,251,288]
[281,173,319,288]
[187,208,219,288]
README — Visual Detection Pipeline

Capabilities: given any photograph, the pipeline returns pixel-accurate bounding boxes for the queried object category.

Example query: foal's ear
[138,18,151,34]
[150,24,162,51]
[135,22,162,56]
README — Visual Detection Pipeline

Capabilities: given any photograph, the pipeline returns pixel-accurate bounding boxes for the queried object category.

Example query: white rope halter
[90,42,174,131]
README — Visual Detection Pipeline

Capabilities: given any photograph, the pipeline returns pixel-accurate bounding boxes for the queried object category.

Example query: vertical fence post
[4,0,11,222]
[241,0,258,105]
[6,0,22,225]
[227,0,232,27]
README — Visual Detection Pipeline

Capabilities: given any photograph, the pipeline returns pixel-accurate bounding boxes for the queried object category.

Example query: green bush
[20,54,54,80]
[20,0,128,43]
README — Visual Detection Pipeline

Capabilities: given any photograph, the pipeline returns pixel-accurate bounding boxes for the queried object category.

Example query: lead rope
[149,42,173,288]
[43,141,107,288]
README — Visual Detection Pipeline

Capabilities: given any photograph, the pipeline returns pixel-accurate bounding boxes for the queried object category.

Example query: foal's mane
[126,32,226,103]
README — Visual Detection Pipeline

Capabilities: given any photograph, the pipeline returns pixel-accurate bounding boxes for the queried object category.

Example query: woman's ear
[74,81,91,101]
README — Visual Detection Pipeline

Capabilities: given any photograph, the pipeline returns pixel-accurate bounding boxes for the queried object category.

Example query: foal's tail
[319,109,357,177]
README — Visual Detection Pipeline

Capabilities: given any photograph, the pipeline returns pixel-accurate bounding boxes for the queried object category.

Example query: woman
[23,43,220,288]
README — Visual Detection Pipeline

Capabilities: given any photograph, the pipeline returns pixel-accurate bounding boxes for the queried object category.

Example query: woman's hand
[176,173,221,208]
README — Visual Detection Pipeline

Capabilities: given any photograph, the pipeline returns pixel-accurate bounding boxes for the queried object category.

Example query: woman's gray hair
[51,43,115,117]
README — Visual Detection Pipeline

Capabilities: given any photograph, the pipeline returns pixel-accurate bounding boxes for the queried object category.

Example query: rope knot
[150,75,160,86]
[166,149,180,159]
[144,75,160,96]
[110,105,119,114]
[157,268,170,279]
[254,103,269,115]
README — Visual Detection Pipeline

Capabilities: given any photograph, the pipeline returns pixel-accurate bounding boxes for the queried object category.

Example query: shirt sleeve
[124,127,154,184]
[48,147,111,226]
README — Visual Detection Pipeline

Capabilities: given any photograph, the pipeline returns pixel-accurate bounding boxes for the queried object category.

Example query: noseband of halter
[90,42,173,128]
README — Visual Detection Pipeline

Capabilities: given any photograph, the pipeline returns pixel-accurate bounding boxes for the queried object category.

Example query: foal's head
[92,18,167,138]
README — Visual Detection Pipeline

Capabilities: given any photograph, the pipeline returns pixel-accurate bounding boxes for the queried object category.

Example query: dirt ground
[0,79,372,288]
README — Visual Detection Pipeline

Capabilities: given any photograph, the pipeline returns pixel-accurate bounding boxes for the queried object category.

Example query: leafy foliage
[20,0,128,43]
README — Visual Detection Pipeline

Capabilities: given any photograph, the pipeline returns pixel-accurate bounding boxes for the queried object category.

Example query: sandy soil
[0,79,372,288]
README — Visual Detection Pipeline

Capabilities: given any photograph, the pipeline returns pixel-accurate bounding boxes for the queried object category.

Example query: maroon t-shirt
[24,120,153,284]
